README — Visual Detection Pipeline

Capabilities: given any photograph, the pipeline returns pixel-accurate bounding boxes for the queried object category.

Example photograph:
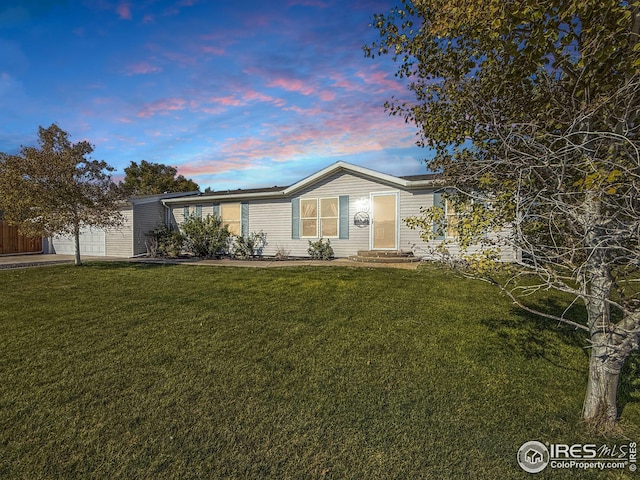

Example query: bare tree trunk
[583,334,621,430]
[74,224,82,266]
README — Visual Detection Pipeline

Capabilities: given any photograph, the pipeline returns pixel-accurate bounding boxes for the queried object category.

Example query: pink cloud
[116,2,132,20]
[210,95,243,107]
[177,158,258,177]
[137,98,187,118]
[201,45,225,56]
[244,89,286,107]
[142,14,154,24]
[355,69,407,95]
[267,77,315,96]
[318,90,335,101]
[176,109,417,178]
[125,62,162,76]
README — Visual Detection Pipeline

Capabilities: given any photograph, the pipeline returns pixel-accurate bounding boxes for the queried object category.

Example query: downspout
[161,200,171,228]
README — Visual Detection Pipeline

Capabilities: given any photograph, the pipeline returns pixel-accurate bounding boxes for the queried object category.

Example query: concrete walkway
[0,254,421,270]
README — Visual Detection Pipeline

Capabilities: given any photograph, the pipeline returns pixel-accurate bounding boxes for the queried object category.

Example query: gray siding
[132,202,166,255]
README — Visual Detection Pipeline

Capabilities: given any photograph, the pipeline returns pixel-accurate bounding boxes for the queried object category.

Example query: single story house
[43,161,515,261]
[45,191,197,257]
[162,161,516,261]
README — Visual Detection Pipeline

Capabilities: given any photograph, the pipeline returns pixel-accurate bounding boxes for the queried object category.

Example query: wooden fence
[0,221,42,255]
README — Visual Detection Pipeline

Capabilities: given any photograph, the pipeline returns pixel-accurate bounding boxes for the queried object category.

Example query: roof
[162,161,440,204]
[204,185,288,196]
[124,191,201,206]
[399,173,440,181]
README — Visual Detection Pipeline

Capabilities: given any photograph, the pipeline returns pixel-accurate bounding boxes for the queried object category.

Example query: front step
[348,250,420,263]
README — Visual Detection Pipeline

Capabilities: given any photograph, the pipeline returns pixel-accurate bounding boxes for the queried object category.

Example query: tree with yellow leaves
[0,124,123,266]
[366,0,640,431]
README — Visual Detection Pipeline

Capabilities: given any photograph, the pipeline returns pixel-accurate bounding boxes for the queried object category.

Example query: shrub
[230,231,267,259]
[149,225,184,258]
[181,215,231,258]
[307,238,334,260]
[274,245,291,260]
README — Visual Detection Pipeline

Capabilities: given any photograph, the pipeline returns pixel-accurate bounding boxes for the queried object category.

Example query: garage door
[52,228,106,256]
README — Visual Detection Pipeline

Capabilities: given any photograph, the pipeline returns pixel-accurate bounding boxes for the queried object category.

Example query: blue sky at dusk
[0,0,429,190]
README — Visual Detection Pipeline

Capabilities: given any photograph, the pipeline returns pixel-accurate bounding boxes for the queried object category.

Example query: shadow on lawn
[482,298,640,414]
[81,260,180,270]
[481,297,587,372]
[619,350,640,416]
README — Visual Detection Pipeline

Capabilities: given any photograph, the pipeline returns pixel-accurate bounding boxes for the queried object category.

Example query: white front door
[370,192,398,250]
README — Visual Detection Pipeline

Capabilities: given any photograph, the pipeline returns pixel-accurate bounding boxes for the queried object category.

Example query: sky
[0,0,429,191]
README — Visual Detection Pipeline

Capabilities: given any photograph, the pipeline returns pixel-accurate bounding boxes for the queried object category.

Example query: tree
[366,0,640,431]
[120,160,199,196]
[0,124,123,266]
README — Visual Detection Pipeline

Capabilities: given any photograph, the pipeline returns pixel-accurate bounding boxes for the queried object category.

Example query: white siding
[248,199,301,257]
[105,207,133,257]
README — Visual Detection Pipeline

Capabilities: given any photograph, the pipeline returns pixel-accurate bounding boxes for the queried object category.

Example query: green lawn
[0,262,638,479]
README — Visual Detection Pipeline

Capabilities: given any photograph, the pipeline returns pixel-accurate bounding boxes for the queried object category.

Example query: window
[301,198,318,237]
[445,198,458,239]
[320,198,338,237]
[183,205,202,220]
[221,203,241,235]
[300,197,339,238]
[444,197,474,239]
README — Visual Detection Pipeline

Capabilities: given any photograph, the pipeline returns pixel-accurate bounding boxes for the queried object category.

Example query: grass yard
[0,262,638,479]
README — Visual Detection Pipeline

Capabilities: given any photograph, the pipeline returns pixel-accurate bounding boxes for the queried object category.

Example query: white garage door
[52,227,106,256]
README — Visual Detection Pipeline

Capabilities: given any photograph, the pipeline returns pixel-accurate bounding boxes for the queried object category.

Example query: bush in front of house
[307,238,334,260]
[181,215,231,258]
[230,231,267,259]
[150,225,184,258]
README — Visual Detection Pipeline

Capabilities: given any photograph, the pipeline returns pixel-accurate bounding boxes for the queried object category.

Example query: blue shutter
[241,202,249,237]
[433,192,445,240]
[291,198,300,240]
[183,206,189,221]
[212,204,220,219]
[195,205,202,219]
[339,195,349,240]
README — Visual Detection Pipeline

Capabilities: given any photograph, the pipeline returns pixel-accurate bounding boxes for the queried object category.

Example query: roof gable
[162,161,437,204]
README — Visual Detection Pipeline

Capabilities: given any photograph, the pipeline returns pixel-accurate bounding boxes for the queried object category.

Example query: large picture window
[221,203,241,235]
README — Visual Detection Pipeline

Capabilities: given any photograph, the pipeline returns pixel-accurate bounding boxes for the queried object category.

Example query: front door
[371,193,398,250]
